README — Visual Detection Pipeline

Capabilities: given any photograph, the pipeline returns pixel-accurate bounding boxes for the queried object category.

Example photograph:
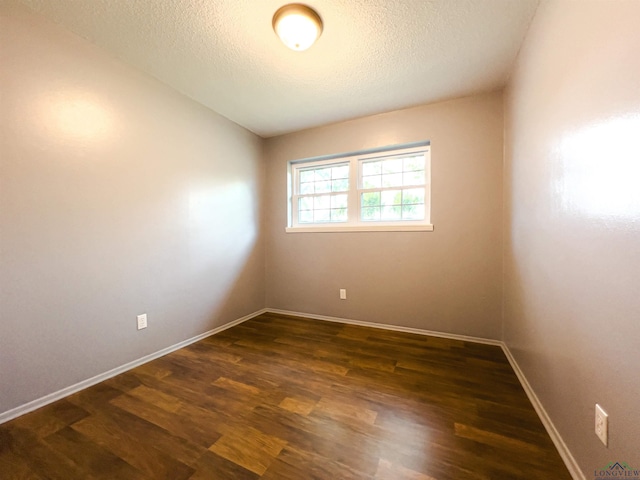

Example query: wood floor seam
[0,312,572,479]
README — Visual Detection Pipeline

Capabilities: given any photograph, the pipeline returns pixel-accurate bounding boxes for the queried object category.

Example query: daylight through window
[288,145,432,232]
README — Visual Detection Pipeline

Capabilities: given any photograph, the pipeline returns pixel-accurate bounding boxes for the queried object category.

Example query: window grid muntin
[357,152,427,223]
[294,161,350,224]
[359,186,426,222]
[290,146,430,228]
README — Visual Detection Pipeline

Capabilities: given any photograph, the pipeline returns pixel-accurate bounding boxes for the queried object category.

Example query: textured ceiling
[13,0,539,137]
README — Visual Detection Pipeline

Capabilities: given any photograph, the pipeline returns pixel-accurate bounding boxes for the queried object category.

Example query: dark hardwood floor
[0,312,571,479]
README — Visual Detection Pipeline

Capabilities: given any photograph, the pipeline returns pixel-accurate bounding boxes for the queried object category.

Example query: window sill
[285,224,434,233]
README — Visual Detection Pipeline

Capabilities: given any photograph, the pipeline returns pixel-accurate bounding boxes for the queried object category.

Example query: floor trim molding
[265,308,503,346]
[1,307,585,479]
[0,308,268,425]
[265,308,585,480]
[500,346,586,480]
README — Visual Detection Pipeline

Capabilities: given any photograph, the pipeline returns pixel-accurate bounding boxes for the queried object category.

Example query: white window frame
[287,144,433,233]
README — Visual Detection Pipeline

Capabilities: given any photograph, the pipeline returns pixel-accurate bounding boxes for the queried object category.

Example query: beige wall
[6,4,637,476]
[504,0,640,473]
[0,5,264,415]
[265,93,504,339]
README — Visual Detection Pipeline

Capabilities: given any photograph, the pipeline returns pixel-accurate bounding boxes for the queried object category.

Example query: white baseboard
[500,346,586,480]
[266,308,585,480]
[1,306,585,480]
[0,308,268,425]
[264,308,503,346]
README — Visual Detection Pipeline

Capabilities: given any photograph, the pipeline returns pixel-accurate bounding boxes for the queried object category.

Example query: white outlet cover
[595,403,608,446]
[137,314,148,330]
[340,289,347,300]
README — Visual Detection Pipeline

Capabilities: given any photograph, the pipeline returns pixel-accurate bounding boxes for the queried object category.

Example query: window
[288,144,432,232]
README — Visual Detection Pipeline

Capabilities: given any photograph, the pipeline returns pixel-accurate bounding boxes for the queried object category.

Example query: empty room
[1,0,638,479]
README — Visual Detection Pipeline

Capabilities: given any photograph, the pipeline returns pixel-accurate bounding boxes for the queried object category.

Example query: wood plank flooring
[0,312,572,479]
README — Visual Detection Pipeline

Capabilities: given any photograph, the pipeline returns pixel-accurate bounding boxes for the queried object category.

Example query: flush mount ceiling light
[272,4,323,51]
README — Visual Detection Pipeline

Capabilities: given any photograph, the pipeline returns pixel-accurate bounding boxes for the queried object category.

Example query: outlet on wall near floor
[339,289,347,300]
[595,403,608,446]
[137,313,148,330]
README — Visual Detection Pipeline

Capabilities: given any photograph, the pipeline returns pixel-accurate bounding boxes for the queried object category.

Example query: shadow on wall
[184,181,261,329]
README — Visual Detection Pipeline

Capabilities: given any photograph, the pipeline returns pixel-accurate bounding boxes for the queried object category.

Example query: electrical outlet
[595,404,608,446]
[137,314,148,330]
[339,289,347,300]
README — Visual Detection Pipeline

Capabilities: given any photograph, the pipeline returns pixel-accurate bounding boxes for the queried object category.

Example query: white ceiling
[14,0,539,137]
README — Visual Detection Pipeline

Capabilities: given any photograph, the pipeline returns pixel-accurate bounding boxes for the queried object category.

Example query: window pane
[299,182,314,194]
[293,147,429,228]
[362,175,381,189]
[402,188,425,205]
[299,196,313,211]
[314,195,330,209]
[332,165,349,179]
[361,206,380,221]
[381,173,403,188]
[382,158,403,174]
[299,210,314,223]
[315,180,331,193]
[402,204,424,220]
[381,206,402,221]
[331,178,348,192]
[314,168,331,181]
[381,190,401,207]
[403,170,424,186]
[403,155,425,172]
[331,194,348,209]
[361,192,380,207]
[300,169,314,183]
[314,209,331,222]
[362,161,381,176]
[331,208,347,222]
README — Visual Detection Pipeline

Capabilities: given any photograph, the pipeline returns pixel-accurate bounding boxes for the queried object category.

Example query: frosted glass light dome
[273,4,323,51]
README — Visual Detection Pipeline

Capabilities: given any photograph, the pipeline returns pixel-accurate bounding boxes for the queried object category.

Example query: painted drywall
[12,0,539,137]
[0,4,264,415]
[504,0,640,474]
[264,93,504,339]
